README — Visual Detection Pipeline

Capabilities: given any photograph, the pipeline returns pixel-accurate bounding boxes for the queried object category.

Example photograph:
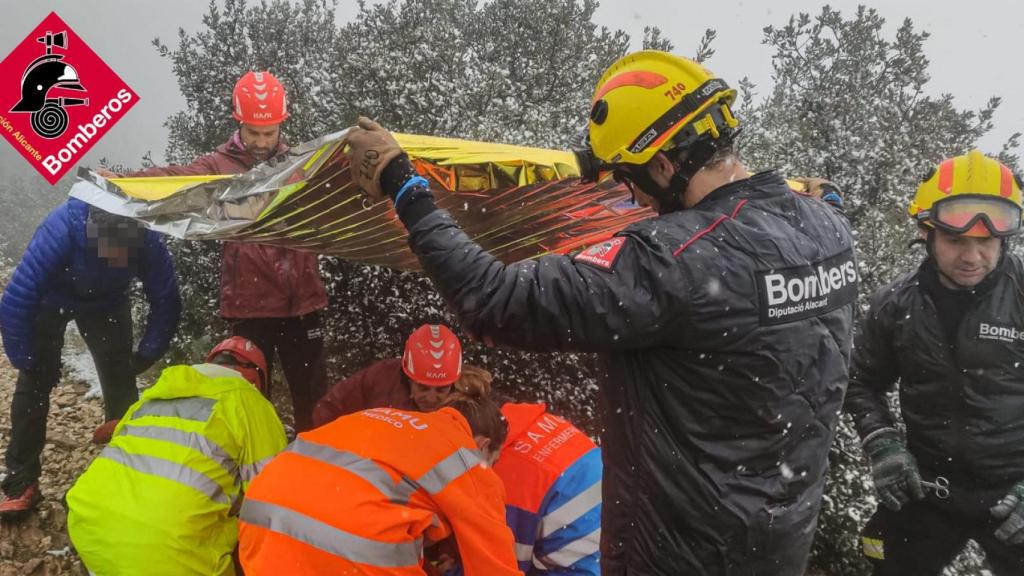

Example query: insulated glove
[991,481,1024,545]
[341,117,404,202]
[863,427,925,511]
[793,177,844,209]
[130,351,157,376]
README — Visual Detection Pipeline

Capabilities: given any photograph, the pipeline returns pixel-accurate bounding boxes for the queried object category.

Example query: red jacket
[311,358,413,427]
[137,132,327,318]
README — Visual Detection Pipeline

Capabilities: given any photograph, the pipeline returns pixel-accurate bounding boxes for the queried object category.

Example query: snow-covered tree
[740,5,1018,293]
[333,0,628,147]
[154,0,343,161]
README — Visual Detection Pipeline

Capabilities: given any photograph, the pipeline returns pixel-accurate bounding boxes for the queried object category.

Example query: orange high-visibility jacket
[238,406,521,575]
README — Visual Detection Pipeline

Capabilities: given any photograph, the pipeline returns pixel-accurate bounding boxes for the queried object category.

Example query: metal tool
[921,476,950,499]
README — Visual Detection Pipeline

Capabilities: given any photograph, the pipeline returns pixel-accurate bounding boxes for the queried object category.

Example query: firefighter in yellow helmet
[340,50,856,575]
[66,337,288,575]
[584,51,740,213]
[846,151,1024,575]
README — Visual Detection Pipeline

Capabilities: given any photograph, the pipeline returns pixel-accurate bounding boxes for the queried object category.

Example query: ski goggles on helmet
[925,194,1022,237]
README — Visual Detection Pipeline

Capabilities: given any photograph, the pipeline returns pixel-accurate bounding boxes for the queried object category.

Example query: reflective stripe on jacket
[66,364,287,576]
[238,406,520,575]
[496,403,601,576]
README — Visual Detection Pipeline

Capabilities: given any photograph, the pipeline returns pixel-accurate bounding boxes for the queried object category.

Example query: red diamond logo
[0,12,138,184]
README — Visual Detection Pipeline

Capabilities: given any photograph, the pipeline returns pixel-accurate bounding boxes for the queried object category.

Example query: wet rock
[46,433,77,450]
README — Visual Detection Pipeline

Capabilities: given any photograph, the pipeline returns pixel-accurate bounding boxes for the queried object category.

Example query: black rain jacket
[845,254,1024,512]
[405,171,856,575]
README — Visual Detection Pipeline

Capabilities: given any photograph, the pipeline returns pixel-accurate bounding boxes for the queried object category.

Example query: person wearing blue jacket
[0,198,181,518]
[495,402,601,576]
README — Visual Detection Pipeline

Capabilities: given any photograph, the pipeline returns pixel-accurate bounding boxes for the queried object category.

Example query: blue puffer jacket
[0,198,181,370]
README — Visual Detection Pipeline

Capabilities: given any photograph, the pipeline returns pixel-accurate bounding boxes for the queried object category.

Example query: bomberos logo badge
[0,12,138,184]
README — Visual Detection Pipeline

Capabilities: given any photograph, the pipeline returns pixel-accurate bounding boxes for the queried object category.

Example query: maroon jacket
[311,358,414,427]
[137,132,327,318]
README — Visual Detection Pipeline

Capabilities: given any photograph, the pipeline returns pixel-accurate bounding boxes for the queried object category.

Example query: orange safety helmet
[232,70,289,126]
[206,336,268,392]
[403,324,462,387]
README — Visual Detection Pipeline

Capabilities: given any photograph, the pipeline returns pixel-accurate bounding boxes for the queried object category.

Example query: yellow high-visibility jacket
[67,364,287,576]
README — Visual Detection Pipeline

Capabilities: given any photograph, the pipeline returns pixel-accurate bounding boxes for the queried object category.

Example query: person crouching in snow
[237,384,519,575]
[311,323,464,426]
[66,336,287,576]
[428,366,603,576]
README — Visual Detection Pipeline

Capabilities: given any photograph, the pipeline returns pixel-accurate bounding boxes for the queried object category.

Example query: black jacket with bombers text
[401,171,856,575]
[845,254,1024,509]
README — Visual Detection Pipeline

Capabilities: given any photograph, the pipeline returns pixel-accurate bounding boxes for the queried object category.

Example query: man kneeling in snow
[66,337,287,576]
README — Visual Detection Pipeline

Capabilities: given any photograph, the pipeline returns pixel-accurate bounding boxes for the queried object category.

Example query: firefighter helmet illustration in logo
[10,30,88,139]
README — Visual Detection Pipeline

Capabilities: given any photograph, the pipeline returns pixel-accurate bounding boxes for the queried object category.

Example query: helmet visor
[930,195,1022,237]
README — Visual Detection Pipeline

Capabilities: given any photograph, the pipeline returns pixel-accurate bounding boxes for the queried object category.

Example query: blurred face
[87,219,142,268]
[96,242,130,267]
[929,228,1001,288]
[240,123,281,161]
[409,381,453,412]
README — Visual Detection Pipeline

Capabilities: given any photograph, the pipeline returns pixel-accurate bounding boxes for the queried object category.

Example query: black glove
[992,481,1024,545]
[131,351,157,376]
[863,427,925,511]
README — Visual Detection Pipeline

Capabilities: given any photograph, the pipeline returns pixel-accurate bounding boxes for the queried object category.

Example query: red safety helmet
[403,324,462,387]
[232,70,289,126]
[205,336,268,392]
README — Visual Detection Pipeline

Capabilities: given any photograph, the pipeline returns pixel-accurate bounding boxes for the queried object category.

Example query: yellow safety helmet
[588,50,738,166]
[909,150,1023,237]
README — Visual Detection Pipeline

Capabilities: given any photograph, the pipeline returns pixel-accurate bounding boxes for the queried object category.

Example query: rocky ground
[0,350,98,575]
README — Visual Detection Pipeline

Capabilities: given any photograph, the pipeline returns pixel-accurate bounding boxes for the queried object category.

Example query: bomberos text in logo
[755,248,858,325]
[0,12,138,184]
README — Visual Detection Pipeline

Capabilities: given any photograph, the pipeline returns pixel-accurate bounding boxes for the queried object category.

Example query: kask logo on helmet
[630,128,658,155]
[0,12,138,184]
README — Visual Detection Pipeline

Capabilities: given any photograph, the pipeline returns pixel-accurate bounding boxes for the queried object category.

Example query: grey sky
[1,0,1021,182]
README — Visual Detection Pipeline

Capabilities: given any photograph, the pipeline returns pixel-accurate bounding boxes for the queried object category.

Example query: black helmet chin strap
[633,135,726,215]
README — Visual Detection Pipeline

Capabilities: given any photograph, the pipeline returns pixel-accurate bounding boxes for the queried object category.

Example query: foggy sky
[1,0,1020,186]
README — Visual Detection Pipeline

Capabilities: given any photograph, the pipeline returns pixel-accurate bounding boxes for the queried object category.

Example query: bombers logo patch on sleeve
[574,237,627,270]
[755,248,858,325]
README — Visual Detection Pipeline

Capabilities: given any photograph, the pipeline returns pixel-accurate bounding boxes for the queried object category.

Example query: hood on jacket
[500,402,549,450]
